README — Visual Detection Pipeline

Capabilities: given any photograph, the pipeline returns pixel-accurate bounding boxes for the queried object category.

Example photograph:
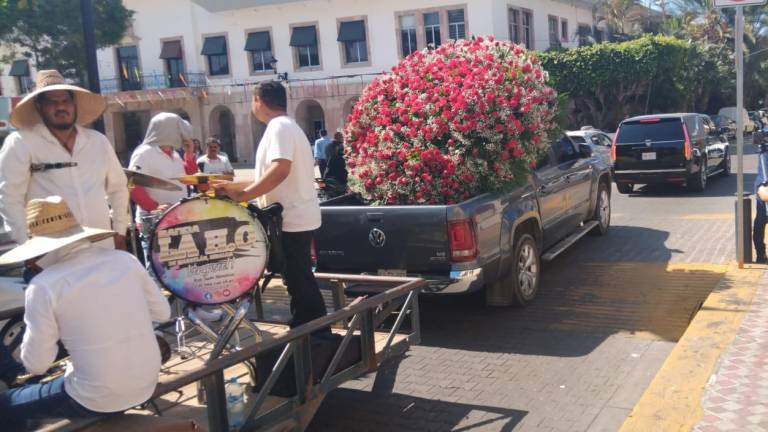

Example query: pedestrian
[0,196,170,431]
[197,136,234,175]
[0,70,130,253]
[212,80,328,330]
[324,131,348,187]
[755,143,768,263]
[314,129,331,177]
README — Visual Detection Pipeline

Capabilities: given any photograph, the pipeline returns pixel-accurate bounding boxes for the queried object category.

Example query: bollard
[736,193,753,264]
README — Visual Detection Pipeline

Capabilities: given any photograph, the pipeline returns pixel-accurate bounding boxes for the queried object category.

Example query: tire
[0,316,24,363]
[720,151,731,177]
[687,159,707,192]
[485,233,540,307]
[589,182,611,236]
[616,183,633,194]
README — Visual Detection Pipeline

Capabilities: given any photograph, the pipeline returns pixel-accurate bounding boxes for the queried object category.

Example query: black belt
[30,162,78,172]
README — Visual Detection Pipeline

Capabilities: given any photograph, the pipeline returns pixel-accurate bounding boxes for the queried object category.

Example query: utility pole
[80,0,100,94]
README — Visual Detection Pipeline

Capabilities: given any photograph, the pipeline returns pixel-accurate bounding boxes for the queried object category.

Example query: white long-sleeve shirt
[21,242,171,413]
[0,124,130,246]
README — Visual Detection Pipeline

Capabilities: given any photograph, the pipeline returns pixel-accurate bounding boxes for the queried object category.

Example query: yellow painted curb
[619,265,764,432]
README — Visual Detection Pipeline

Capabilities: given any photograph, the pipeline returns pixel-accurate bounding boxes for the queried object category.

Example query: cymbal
[173,173,235,185]
[123,169,183,191]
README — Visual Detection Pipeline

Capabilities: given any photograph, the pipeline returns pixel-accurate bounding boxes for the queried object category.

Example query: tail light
[310,238,318,269]
[448,219,477,262]
[682,123,692,160]
[611,128,619,162]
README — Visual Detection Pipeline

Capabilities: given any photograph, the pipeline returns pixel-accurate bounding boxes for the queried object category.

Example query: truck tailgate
[316,198,451,274]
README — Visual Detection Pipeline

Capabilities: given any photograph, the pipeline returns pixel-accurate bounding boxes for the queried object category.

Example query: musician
[0,70,130,252]
[212,81,328,330]
[0,196,170,431]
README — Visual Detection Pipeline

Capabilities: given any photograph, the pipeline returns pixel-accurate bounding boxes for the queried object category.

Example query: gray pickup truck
[315,136,612,306]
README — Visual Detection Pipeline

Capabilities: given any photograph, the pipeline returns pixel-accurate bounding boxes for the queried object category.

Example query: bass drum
[149,196,268,305]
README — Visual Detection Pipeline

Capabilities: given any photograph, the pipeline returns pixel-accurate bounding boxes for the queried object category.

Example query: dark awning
[290,26,317,47]
[337,20,365,42]
[201,36,227,55]
[159,40,183,59]
[245,31,271,51]
[9,60,29,77]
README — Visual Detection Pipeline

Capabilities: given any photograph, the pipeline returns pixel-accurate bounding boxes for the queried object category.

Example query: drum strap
[247,203,286,274]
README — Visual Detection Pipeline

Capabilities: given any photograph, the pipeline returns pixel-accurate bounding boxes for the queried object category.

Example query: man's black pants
[755,198,767,259]
[281,231,327,328]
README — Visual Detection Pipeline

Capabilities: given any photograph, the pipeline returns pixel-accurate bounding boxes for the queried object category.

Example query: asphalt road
[309,143,759,431]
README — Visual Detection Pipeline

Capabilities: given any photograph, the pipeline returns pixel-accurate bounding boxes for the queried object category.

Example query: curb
[619,264,765,431]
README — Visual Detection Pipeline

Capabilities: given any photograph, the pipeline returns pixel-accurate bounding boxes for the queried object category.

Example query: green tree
[0,0,134,84]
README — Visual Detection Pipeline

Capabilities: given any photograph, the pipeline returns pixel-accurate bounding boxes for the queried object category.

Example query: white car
[566,127,614,165]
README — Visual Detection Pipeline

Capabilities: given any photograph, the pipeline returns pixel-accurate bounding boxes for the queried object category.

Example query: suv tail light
[682,122,692,160]
[611,128,619,162]
[448,219,477,262]
[310,238,318,269]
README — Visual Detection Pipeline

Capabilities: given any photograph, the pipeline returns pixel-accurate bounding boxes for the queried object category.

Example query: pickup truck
[315,136,612,306]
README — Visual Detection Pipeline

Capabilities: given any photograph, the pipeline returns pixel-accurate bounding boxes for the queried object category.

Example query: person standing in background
[197,136,234,175]
[313,129,331,177]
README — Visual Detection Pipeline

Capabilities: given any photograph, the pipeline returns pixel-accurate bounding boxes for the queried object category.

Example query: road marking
[620,265,763,431]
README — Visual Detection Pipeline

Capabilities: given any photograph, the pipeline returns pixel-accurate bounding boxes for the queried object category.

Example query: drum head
[149,197,268,305]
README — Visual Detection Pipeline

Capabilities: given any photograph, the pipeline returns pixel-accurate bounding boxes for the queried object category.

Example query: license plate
[642,152,656,160]
[377,269,407,277]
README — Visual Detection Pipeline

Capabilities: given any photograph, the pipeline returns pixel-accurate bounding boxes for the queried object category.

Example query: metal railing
[99,72,207,94]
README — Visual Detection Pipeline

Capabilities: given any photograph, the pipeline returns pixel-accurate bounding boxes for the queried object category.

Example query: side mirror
[579,143,592,158]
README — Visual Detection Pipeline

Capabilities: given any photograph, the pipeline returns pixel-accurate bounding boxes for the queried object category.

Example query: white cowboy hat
[0,196,115,266]
[9,70,106,129]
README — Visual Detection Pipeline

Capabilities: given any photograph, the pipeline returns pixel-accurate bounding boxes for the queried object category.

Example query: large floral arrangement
[344,36,559,205]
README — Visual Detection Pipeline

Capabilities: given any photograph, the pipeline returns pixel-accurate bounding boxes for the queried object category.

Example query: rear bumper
[422,267,485,294]
[612,167,690,184]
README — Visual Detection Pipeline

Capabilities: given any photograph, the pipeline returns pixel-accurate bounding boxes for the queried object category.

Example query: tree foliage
[0,0,134,83]
[539,35,733,130]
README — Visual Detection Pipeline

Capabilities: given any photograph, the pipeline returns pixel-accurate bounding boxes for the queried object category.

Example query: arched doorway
[209,106,237,161]
[251,112,267,154]
[341,97,359,127]
[294,99,326,141]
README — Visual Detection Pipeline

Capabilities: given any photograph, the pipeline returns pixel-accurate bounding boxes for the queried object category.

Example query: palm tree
[602,0,640,35]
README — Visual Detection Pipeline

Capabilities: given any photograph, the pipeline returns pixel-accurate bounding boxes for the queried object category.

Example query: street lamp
[268,57,288,81]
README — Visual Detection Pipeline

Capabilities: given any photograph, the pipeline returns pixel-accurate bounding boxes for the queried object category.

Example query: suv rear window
[568,135,587,144]
[616,118,684,144]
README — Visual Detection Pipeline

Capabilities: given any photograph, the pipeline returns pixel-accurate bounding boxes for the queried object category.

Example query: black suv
[612,113,730,194]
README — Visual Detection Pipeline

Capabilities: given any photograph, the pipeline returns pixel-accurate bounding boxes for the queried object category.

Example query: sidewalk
[620,265,767,431]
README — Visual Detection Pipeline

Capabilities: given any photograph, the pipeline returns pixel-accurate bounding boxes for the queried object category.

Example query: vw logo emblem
[369,228,386,248]
[645,139,652,147]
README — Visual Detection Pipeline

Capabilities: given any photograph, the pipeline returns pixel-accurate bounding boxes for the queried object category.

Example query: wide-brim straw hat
[10,70,106,129]
[0,196,115,266]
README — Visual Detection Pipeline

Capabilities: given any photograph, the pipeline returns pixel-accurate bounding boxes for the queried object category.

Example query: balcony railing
[99,72,207,94]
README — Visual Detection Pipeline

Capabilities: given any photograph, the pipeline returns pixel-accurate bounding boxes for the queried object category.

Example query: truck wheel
[589,182,611,236]
[687,160,707,192]
[486,233,540,307]
[0,316,24,362]
[616,183,633,194]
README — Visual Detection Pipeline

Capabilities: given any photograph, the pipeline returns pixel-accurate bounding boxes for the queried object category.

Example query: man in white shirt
[197,136,234,175]
[0,70,130,253]
[313,129,331,177]
[213,81,327,329]
[0,196,170,431]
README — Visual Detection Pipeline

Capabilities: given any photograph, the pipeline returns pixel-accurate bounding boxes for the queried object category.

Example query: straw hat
[9,70,106,129]
[0,196,115,265]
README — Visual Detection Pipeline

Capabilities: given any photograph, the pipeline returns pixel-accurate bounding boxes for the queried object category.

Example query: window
[561,19,569,42]
[400,15,418,57]
[577,24,592,46]
[548,16,559,48]
[159,40,185,88]
[338,20,368,64]
[116,46,142,91]
[9,59,31,94]
[552,136,579,164]
[596,134,613,147]
[448,9,466,40]
[509,9,521,44]
[522,10,533,48]
[201,36,229,76]
[424,12,441,47]
[290,25,320,68]
[245,31,273,73]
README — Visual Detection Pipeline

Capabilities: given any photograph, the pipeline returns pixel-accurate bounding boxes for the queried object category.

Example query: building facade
[1,0,602,163]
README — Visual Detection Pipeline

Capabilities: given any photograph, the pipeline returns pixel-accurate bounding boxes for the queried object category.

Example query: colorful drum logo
[149,197,268,305]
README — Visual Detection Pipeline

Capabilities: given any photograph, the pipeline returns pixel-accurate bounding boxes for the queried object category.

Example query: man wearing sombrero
[0,196,170,430]
[0,70,130,254]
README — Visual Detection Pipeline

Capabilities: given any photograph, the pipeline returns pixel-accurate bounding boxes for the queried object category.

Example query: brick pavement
[695,271,768,432]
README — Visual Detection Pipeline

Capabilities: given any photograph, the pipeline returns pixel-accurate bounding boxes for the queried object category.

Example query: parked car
[710,115,736,140]
[566,127,613,165]
[719,107,755,134]
[612,113,730,194]
[315,135,612,307]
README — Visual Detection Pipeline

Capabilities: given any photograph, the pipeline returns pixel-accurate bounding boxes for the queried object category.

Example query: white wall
[96,0,595,85]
